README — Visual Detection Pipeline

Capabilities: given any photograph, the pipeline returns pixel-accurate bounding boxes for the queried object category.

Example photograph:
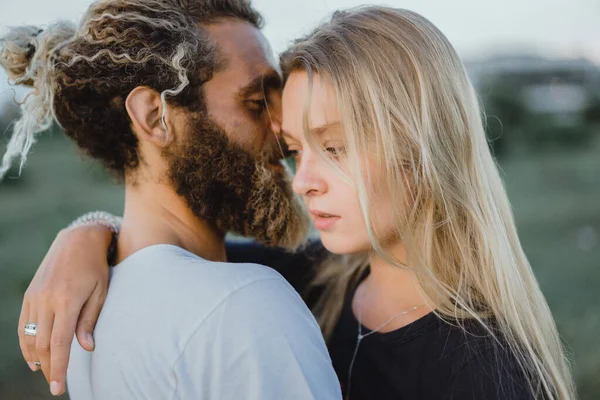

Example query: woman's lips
[309,210,341,231]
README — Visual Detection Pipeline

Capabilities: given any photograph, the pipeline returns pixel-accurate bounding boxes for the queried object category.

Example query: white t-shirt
[67,244,341,400]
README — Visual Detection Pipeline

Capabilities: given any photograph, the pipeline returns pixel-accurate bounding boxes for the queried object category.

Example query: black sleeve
[225,239,328,304]
[447,347,534,400]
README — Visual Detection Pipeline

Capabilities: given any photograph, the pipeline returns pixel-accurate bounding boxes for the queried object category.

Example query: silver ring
[24,322,38,336]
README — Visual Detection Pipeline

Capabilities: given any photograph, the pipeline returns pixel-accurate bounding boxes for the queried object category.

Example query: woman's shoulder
[446,343,534,399]
[423,316,533,399]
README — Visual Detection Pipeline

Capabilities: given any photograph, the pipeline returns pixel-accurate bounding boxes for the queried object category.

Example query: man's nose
[269,113,281,135]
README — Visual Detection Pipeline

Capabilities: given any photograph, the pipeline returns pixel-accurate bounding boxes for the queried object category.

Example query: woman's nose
[292,151,327,197]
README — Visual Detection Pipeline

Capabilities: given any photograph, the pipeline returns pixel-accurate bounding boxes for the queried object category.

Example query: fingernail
[50,381,61,396]
[87,333,95,349]
[27,361,38,371]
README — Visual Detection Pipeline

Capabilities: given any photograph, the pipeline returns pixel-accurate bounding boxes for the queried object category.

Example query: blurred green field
[0,133,599,399]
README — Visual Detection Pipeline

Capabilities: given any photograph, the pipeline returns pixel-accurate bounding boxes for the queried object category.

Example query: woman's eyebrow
[312,122,341,135]
[281,122,342,141]
[280,129,297,141]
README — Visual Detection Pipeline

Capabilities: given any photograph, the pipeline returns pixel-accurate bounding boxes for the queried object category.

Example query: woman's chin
[320,234,371,256]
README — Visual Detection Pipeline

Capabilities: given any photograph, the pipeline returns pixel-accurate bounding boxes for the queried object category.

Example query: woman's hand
[18,224,113,396]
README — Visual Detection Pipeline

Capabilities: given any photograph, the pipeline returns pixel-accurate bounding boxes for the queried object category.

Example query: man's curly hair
[0,0,263,180]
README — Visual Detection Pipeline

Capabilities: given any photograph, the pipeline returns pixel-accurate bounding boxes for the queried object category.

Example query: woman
[16,6,575,400]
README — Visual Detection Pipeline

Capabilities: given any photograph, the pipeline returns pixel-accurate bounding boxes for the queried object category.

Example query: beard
[165,113,310,250]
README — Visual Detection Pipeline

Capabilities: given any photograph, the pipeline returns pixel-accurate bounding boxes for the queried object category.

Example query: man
[2,0,340,398]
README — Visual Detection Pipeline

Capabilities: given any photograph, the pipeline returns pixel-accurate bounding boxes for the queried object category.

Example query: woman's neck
[351,246,432,333]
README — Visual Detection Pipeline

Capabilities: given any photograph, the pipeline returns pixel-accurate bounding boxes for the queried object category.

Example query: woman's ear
[125,87,175,147]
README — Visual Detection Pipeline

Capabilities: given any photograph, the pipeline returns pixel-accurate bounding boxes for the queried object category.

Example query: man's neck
[115,180,227,265]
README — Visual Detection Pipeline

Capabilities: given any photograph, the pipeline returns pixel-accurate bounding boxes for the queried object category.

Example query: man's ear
[125,87,175,147]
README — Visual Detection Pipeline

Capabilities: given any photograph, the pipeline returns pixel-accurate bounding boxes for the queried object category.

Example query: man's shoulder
[115,243,284,287]
[83,244,337,400]
[105,244,290,324]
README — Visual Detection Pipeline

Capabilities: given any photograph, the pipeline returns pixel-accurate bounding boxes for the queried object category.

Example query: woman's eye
[324,146,346,157]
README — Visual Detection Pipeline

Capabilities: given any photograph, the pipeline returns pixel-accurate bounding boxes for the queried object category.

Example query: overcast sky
[1,0,599,99]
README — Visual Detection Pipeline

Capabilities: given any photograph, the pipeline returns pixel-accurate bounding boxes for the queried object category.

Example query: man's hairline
[197,16,265,72]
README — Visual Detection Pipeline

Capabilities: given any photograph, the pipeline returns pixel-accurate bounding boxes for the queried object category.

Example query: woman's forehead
[282,71,340,134]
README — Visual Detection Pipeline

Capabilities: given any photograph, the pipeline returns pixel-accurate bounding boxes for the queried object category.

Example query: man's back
[67,244,341,399]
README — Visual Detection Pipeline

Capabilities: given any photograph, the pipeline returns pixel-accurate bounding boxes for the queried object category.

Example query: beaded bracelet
[68,211,122,265]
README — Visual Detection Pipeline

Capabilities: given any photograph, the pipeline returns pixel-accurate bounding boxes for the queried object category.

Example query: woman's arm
[18,216,116,396]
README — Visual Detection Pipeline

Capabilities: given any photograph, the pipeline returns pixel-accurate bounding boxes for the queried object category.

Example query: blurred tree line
[478,58,600,157]
[483,85,600,156]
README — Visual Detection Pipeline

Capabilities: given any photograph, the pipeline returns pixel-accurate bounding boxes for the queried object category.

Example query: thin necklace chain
[345,285,426,400]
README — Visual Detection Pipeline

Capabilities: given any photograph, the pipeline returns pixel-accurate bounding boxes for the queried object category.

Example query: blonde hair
[281,6,575,399]
[0,23,75,179]
[0,0,262,181]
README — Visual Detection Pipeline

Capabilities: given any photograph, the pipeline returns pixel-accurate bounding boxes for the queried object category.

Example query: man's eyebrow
[239,70,282,97]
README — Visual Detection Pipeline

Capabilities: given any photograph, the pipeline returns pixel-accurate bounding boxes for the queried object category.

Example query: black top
[226,240,534,400]
[328,272,533,400]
